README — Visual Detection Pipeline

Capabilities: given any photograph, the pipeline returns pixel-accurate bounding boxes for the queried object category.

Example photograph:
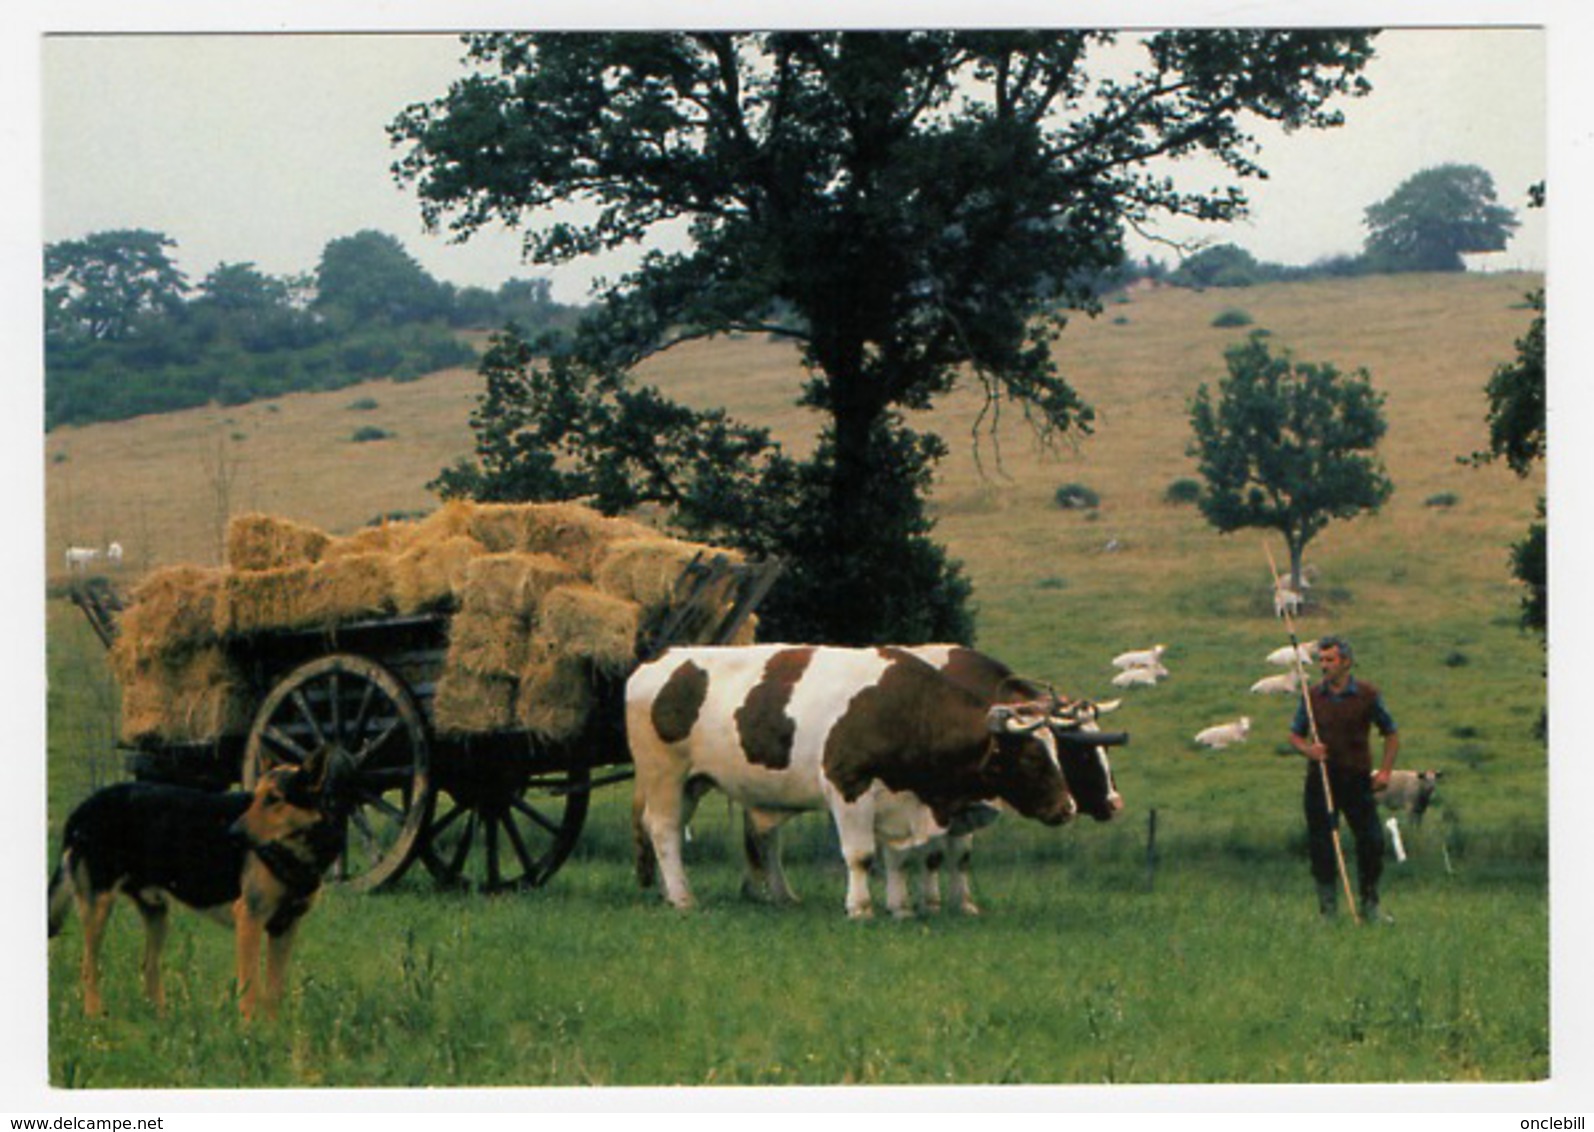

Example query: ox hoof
[847,905,875,921]
[888,905,918,921]
[955,903,982,917]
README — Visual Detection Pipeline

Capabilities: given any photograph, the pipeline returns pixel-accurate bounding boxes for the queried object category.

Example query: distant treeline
[1091,244,1406,296]
[44,229,586,430]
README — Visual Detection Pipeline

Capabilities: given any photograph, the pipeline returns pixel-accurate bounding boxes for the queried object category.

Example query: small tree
[44,229,189,342]
[1469,182,1546,636]
[1362,164,1519,273]
[1188,334,1393,589]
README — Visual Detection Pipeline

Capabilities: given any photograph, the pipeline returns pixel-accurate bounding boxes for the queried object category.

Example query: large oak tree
[393,30,1376,643]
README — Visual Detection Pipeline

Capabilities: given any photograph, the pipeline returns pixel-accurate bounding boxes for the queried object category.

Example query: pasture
[44,272,1550,1087]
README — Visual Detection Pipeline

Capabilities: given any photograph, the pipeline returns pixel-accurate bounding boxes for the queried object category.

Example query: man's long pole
[1265,544,1360,924]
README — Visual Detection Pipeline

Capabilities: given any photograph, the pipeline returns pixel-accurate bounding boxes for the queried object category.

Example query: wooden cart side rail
[68,578,124,650]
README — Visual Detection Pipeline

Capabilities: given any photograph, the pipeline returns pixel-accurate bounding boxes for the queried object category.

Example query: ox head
[1043,695,1128,822]
[1411,769,1443,820]
[982,704,1078,826]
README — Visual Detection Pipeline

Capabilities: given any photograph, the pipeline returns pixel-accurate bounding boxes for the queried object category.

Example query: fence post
[1146,807,1159,891]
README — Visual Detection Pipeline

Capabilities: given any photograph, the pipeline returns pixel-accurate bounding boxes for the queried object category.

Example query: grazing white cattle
[65,546,100,571]
[1112,644,1166,670]
[1194,717,1251,749]
[106,542,124,564]
[1273,585,1304,618]
[1377,769,1443,824]
[1266,641,1318,668]
[1112,665,1166,688]
[1250,671,1301,695]
[630,645,1128,918]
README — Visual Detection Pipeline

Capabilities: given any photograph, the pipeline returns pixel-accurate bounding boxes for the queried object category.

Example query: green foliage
[1471,289,1545,476]
[1164,477,1203,505]
[1363,164,1520,273]
[348,396,381,411]
[1511,499,1546,634]
[1053,482,1101,510]
[1187,333,1393,586]
[313,230,452,328]
[351,426,394,443]
[45,229,189,342]
[1174,244,1264,288]
[1211,308,1254,328]
[1425,492,1460,509]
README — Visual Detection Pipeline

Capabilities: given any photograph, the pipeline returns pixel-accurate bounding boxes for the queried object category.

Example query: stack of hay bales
[109,503,757,747]
[109,565,251,745]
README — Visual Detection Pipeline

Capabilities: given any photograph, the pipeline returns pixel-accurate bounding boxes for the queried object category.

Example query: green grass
[43,273,1549,1087]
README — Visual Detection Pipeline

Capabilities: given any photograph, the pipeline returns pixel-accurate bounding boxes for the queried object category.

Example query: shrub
[1164,478,1202,505]
[1425,491,1461,508]
[1053,483,1100,511]
[1036,576,1068,590]
[348,397,381,411]
[1211,308,1254,328]
[352,426,393,443]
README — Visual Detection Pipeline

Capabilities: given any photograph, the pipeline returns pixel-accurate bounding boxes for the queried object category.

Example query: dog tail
[48,850,74,938]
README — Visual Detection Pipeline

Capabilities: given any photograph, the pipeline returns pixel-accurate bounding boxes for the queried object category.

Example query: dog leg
[134,896,169,1014]
[263,923,299,1021]
[77,889,116,1018]
[233,897,264,1021]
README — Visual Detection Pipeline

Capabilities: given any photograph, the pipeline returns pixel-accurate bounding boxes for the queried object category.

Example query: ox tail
[48,850,75,938]
[632,794,658,890]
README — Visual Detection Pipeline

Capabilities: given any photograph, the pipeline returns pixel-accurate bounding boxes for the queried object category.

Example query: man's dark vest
[1308,680,1384,773]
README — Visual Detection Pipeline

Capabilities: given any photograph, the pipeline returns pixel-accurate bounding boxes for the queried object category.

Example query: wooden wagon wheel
[421,758,592,893]
[243,654,434,893]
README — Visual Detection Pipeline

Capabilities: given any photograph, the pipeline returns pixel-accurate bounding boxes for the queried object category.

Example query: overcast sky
[37,26,1547,304]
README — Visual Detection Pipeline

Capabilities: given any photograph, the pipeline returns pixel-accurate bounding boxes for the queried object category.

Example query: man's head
[1316,635,1355,685]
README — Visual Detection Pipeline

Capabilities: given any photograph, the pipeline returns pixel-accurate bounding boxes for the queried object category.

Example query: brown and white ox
[627,644,1127,919]
[844,645,1125,915]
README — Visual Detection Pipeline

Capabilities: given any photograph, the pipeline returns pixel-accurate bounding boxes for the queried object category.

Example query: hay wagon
[70,504,779,894]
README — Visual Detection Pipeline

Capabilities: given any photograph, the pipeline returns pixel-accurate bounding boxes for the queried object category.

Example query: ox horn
[987,705,1047,735]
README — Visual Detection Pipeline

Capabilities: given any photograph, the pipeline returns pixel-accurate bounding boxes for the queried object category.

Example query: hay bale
[300,553,394,624]
[537,584,639,672]
[411,501,478,545]
[226,513,331,571]
[119,647,250,744]
[215,564,313,635]
[322,520,420,561]
[458,553,582,620]
[464,502,655,575]
[217,554,394,635]
[110,564,225,669]
[444,610,530,678]
[515,644,593,742]
[432,670,517,735]
[390,535,486,614]
[594,537,715,612]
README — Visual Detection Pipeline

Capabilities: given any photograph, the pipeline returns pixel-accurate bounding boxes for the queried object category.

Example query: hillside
[47,271,1543,606]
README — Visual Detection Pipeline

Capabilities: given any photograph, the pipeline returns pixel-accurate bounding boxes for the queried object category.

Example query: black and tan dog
[48,752,342,1019]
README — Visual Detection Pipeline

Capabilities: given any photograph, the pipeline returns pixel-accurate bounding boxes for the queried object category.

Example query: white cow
[106,542,124,564]
[1194,717,1251,749]
[64,547,100,572]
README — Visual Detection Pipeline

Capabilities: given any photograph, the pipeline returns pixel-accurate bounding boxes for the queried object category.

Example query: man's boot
[1316,881,1337,918]
[1361,889,1392,925]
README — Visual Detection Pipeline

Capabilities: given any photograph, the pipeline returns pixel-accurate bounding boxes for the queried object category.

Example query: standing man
[1288,635,1400,923]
